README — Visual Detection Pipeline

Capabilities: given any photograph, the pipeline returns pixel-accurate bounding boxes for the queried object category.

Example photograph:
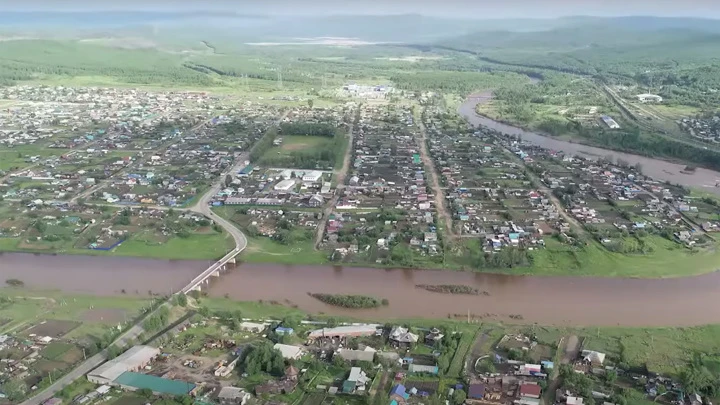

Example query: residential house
[389,326,419,345]
[217,387,251,405]
[342,367,370,394]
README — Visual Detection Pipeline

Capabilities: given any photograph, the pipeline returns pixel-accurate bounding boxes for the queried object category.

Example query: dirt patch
[82,308,128,324]
[26,320,82,338]
[58,346,84,364]
[194,226,215,235]
[33,358,69,375]
[152,354,229,384]
[109,396,148,405]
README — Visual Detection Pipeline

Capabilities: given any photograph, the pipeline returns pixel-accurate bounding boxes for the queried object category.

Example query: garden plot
[25,319,82,337]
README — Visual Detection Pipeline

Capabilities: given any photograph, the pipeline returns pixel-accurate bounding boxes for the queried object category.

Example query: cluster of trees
[241,342,286,377]
[142,306,171,333]
[279,123,336,137]
[583,126,720,172]
[5,278,24,287]
[473,246,533,269]
[680,354,720,398]
[0,379,27,402]
[390,71,525,94]
[309,293,388,308]
[0,50,214,87]
[435,331,462,375]
[114,209,132,226]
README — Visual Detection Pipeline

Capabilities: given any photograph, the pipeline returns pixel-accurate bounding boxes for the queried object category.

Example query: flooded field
[4,253,720,327]
[459,93,720,195]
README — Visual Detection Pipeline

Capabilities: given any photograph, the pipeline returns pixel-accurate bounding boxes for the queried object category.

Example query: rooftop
[114,371,195,396]
[88,345,160,382]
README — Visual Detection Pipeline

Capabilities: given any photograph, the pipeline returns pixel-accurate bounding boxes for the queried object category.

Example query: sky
[0,0,718,19]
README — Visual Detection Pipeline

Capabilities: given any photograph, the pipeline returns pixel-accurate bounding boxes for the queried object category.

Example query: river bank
[459,93,720,195]
[5,253,720,327]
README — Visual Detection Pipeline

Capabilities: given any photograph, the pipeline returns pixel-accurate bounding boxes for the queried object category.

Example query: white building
[87,345,160,385]
[600,115,620,129]
[273,343,304,360]
[637,94,663,103]
[274,179,296,191]
[302,171,323,183]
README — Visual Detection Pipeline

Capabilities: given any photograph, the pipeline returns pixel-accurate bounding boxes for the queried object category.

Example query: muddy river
[458,93,720,195]
[4,253,720,327]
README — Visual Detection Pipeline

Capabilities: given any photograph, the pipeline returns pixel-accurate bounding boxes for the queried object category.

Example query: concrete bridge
[181,246,242,293]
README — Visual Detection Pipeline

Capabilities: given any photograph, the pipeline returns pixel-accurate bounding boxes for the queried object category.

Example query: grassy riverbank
[0,231,235,261]
[5,287,720,378]
[195,295,720,376]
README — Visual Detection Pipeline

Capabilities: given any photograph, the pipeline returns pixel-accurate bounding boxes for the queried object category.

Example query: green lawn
[110,232,235,260]
[0,289,152,339]
[241,237,328,265]
[527,237,720,278]
[262,135,334,159]
[0,146,70,171]
[0,231,234,261]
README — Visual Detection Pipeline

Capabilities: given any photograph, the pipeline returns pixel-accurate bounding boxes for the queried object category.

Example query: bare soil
[26,320,82,337]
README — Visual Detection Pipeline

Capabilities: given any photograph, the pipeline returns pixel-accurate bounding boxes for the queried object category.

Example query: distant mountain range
[1,12,720,45]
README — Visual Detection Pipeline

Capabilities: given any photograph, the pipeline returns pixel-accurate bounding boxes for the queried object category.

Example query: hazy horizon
[0,0,719,19]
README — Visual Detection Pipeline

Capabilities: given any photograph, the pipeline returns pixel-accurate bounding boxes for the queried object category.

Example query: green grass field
[241,237,328,265]
[0,146,70,171]
[0,289,152,339]
[260,135,336,161]
[527,237,720,278]
[110,231,235,260]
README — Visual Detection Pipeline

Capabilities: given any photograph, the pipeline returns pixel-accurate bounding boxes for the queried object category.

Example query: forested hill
[432,22,720,80]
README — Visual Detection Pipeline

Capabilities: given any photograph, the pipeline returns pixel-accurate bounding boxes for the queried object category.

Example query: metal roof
[88,345,160,382]
[114,372,195,396]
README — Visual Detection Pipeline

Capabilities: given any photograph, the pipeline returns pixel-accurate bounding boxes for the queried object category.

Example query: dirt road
[544,335,581,405]
[314,112,356,248]
[416,118,456,239]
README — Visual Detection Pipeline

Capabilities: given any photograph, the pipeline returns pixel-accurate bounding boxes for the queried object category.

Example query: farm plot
[40,342,84,364]
[25,320,82,338]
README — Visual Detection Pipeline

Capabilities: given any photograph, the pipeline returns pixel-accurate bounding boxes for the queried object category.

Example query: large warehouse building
[88,345,160,385]
[87,345,196,396]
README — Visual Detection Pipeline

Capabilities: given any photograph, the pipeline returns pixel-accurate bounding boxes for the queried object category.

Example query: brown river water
[4,253,720,327]
[459,93,720,196]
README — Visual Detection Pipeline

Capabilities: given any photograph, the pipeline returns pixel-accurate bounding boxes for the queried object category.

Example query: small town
[1,296,713,405]
[4,8,720,405]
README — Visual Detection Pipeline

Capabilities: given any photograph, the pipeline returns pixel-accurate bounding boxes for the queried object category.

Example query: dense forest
[391,71,530,94]
[0,40,215,86]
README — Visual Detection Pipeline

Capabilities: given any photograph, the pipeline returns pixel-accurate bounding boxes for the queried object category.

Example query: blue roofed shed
[114,372,195,396]
[275,327,294,335]
[390,384,409,400]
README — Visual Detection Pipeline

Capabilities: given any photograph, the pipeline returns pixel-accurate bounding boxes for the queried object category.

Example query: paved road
[20,322,146,405]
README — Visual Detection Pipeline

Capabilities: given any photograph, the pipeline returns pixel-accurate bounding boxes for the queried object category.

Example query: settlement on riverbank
[5,286,720,405]
[460,93,720,196]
